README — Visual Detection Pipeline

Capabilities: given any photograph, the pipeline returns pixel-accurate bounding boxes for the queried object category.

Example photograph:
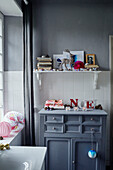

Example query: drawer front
[65,125,80,133]
[45,124,64,133]
[45,115,64,123]
[82,116,102,124]
[65,115,81,123]
[82,125,101,134]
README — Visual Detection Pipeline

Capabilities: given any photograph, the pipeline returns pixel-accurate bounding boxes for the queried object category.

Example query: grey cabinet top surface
[39,108,107,116]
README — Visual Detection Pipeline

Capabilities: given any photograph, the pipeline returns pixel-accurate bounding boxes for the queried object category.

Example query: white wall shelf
[34,70,102,73]
[34,70,102,89]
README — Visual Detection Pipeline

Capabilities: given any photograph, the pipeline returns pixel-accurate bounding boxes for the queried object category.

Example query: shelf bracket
[37,72,42,87]
[93,72,100,89]
[34,70,101,89]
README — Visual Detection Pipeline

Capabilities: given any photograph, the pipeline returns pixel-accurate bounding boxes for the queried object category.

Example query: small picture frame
[86,54,95,65]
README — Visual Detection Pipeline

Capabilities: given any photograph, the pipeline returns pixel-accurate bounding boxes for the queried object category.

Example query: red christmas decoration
[70,99,78,107]
[85,101,95,109]
[74,61,84,70]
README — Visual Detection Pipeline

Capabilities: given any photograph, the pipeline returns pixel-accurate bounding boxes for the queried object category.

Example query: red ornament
[74,61,84,70]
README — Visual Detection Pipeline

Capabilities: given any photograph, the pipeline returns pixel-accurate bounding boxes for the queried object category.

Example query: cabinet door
[45,138,71,170]
[72,139,101,170]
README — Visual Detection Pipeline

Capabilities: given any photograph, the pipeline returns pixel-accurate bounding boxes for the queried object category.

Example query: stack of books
[37,57,52,70]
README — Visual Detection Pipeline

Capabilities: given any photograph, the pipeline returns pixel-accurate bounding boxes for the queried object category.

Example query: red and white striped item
[45,100,56,105]
[45,100,63,105]
[45,100,64,109]
[55,100,63,105]
[0,121,12,137]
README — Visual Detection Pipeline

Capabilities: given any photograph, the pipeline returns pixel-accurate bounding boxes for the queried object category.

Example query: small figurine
[74,107,78,111]
[95,104,103,110]
[66,107,71,111]
[0,144,10,150]
[0,144,4,150]
[0,136,3,140]
[4,144,10,150]
[82,107,87,111]
[60,49,74,70]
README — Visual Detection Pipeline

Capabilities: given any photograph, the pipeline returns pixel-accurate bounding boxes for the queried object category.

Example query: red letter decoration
[85,100,95,109]
[70,99,78,107]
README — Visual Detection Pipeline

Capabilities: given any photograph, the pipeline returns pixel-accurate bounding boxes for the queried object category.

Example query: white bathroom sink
[0,146,47,170]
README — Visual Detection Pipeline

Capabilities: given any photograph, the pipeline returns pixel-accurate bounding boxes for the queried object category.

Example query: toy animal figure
[60,49,74,70]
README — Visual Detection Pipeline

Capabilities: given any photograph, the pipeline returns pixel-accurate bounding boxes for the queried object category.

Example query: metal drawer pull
[53,117,56,120]
[52,127,56,130]
[72,161,75,164]
[90,118,94,121]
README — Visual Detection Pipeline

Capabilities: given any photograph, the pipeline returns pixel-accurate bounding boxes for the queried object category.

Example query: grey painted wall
[33,1,113,70]
[4,2,113,70]
[4,16,23,71]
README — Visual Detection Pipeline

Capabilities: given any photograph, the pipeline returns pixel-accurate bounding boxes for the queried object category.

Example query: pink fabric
[0,121,12,137]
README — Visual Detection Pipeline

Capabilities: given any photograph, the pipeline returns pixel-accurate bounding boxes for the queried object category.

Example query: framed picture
[53,51,84,70]
[86,54,95,65]
[53,54,63,69]
[53,53,72,70]
[70,51,84,63]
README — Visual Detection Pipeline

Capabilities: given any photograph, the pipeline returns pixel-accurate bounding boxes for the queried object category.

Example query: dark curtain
[22,0,35,146]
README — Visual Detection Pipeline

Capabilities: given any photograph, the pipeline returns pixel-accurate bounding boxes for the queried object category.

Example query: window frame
[0,12,4,121]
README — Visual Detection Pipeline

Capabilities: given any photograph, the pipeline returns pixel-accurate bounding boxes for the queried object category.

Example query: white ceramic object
[0,146,47,170]
[88,150,97,159]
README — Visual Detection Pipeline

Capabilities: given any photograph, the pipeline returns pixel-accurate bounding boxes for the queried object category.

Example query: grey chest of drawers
[38,109,107,170]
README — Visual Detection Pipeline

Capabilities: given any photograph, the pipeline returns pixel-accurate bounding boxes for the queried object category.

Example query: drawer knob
[90,118,94,121]
[52,127,56,130]
[53,117,56,120]
[72,161,75,164]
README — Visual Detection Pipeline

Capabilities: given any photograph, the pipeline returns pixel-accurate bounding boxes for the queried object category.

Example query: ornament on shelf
[66,107,71,111]
[70,99,78,107]
[95,104,103,110]
[82,107,86,111]
[74,107,78,111]
[74,61,84,70]
[84,100,96,109]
